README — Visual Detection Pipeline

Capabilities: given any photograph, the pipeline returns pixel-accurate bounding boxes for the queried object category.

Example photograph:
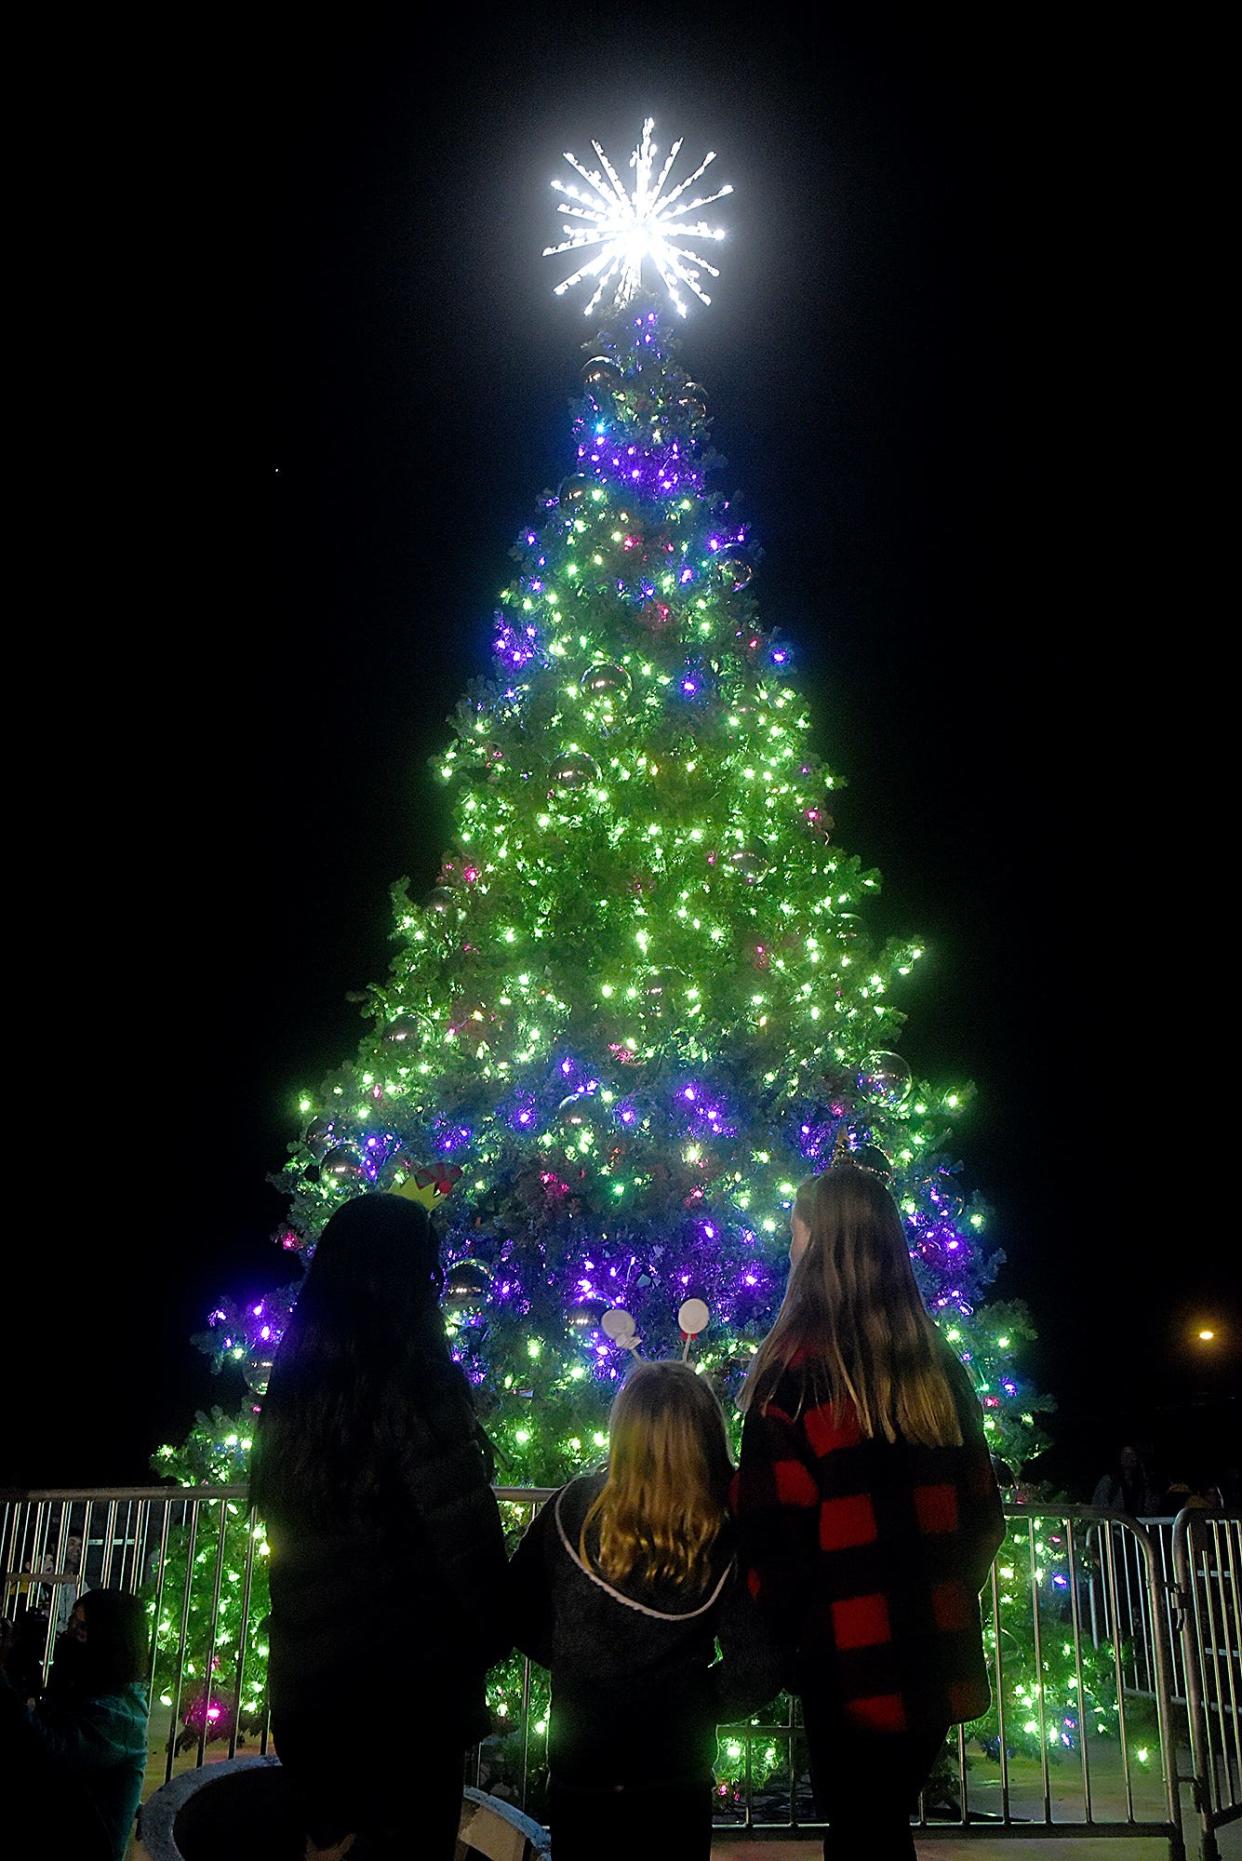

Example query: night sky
[7,13,1233,1494]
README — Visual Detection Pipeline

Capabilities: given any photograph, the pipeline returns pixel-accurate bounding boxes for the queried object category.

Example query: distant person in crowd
[989,1452,1017,1493]
[251,1192,509,1861]
[0,1601,50,1705]
[733,1164,1005,1861]
[508,1360,781,1861]
[28,1532,87,1634]
[1092,1445,1158,1516]
[1161,1477,1224,1513]
[53,1533,85,1633]
[0,1587,150,1861]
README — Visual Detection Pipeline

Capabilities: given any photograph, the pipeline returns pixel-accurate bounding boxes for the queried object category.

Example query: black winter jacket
[266,1370,509,1745]
[508,1473,782,1786]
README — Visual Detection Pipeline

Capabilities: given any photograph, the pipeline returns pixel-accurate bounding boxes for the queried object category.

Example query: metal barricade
[1174,1510,1242,1861]
[910,1508,1185,1853]
[0,1485,554,1794]
[1,1486,268,1777]
[7,1490,1237,1857]
[1085,1517,1191,1708]
[712,1507,1188,1853]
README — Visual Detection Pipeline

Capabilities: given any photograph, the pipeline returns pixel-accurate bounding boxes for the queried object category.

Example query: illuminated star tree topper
[543,117,733,318]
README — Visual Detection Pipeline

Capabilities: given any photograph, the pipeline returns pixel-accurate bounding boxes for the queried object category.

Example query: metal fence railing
[4,1490,1239,1858]
[1174,1511,1242,1861]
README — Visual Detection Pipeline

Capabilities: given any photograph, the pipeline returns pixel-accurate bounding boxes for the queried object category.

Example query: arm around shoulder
[506,1494,557,1670]
[709,1564,785,1724]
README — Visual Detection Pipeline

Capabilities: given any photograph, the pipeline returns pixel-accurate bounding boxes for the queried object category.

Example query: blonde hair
[580,1360,734,1591]
[740,1167,962,1448]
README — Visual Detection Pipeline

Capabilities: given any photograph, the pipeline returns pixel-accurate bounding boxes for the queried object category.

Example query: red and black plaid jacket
[731,1349,1004,1735]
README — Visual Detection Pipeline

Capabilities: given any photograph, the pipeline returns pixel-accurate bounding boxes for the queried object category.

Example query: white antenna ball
[677,1297,710,1338]
[602,1307,638,1343]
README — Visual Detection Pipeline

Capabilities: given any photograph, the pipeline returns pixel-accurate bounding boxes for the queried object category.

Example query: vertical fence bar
[1065,1519,1094,1822]
[1028,1515,1052,1825]
[80,1500,94,1610]
[517,1651,533,1807]
[1156,1522,1184,1701]
[165,1499,200,1783]
[1221,1520,1242,1794]
[1175,1507,1218,1860]
[1133,1517,1188,1860]
[146,1498,173,1718]
[0,1500,19,1613]
[115,1500,131,1591]
[195,1499,230,1767]
[1201,1520,1228,1810]
[99,1498,118,1588]
[989,1555,1011,1824]
[227,1504,259,1761]
[27,1501,52,1678]
[1121,1527,1140,1690]
[1101,1519,1137,1823]
[130,1500,148,1593]
[48,1502,68,1635]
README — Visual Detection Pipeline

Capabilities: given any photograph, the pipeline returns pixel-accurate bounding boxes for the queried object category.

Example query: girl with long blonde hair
[508,1359,779,1861]
[734,1163,1004,1861]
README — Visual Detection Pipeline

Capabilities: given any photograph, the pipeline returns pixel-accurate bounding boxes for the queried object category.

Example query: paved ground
[712,1830,1240,1859]
[130,1737,1239,1860]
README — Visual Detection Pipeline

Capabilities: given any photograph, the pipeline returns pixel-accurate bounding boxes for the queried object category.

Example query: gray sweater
[507,1473,782,1786]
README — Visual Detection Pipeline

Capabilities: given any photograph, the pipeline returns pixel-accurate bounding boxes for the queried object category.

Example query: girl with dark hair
[508,1360,780,1861]
[0,1587,150,1861]
[733,1166,1005,1861]
[250,1192,508,1860]
[1091,1445,1158,1516]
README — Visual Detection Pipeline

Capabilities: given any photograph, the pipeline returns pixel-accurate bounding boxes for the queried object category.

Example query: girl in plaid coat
[732,1164,1005,1860]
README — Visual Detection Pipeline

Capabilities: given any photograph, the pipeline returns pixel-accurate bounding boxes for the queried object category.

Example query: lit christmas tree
[153,122,1154,1802]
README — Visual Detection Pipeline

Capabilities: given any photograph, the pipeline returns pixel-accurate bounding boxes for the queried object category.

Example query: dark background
[5,10,1233,1495]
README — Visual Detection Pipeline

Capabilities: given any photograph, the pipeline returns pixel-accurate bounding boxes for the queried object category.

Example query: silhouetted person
[251,1192,509,1861]
[509,1362,781,1861]
[0,1587,150,1861]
